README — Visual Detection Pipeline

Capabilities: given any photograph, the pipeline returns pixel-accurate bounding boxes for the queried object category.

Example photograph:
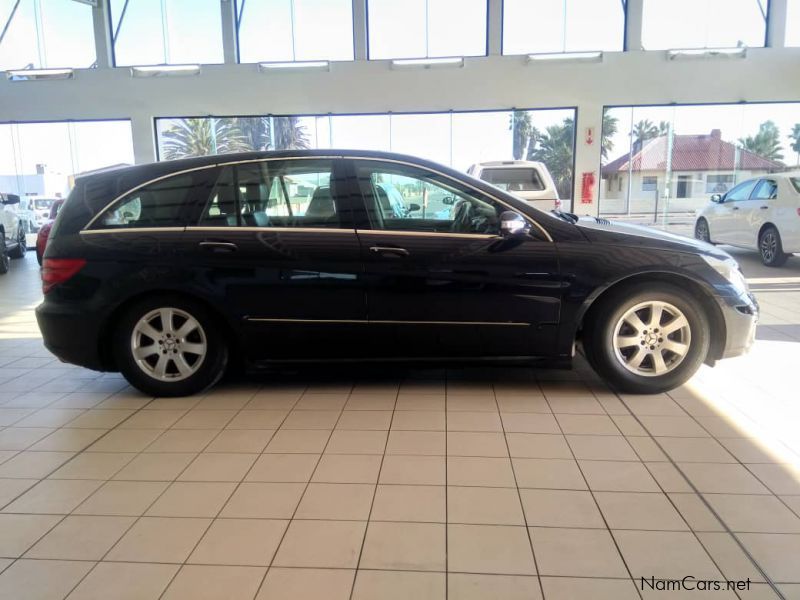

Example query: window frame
[722,178,759,203]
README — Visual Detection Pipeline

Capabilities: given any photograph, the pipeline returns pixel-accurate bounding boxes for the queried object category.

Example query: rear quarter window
[480,168,545,192]
[790,177,800,194]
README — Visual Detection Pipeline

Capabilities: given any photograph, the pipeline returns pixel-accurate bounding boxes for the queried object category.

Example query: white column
[92,0,114,69]
[130,114,157,164]
[352,0,368,60]
[487,0,503,55]
[766,0,787,48]
[221,0,239,63]
[572,103,604,216]
[624,0,644,51]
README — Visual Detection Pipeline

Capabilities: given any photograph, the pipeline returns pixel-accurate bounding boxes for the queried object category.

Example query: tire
[8,227,26,259]
[759,225,789,267]
[0,235,9,275]
[694,218,712,244]
[113,295,229,397]
[583,282,710,394]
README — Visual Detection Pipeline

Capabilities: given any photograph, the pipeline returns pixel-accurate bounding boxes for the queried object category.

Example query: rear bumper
[35,301,108,372]
[718,292,759,359]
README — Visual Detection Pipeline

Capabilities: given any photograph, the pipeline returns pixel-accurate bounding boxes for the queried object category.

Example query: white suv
[0,193,27,274]
[467,160,561,212]
[694,172,800,267]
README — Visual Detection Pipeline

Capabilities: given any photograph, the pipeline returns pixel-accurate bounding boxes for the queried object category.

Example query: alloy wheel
[612,300,692,377]
[130,307,207,382]
[18,228,26,254]
[695,220,709,242]
[760,232,777,263]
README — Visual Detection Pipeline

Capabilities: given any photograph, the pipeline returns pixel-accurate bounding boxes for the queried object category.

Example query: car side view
[0,192,28,275]
[694,172,800,266]
[37,151,758,397]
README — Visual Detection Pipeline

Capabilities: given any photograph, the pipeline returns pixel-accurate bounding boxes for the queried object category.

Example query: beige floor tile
[668,492,725,532]
[172,409,237,430]
[446,396,497,412]
[25,515,134,560]
[0,514,62,557]
[351,570,445,600]
[737,533,800,582]
[546,396,605,415]
[294,394,350,411]
[360,521,445,571]
[68,409,134,429]
[0,427,58,451]
[325,430,387,454]
[637,415,710,437]
[16,409,85,428]
[246,393,300,411]
[679,463,771,494]
[74,481,168,516]
[520,488,604,528]
[447,456,516,487]
[615,530,723,578]
[281,410,340,430]
[386,431,445,455]
[344,395,397,411]
[145,430,218,453]
[696,532,767,583]
[295,483,374,520]
[530,527,627,577]
[512,458,587,490]
[0,559,93,600]
[391,410,445,431]
[540,576,639,599]
[265,430,330,453]
[506,433,572,459]
[594,491,688,530]
[446,411,502,432]
[49,452,135,479]
[555,414,620,435]
[379,455,445,485]
[0,451,74,478]
[0,477,36,507]
[220,482,305,518]
[117,409,185,429]
[162,565,266,600]
[146,481,236,517]
[105,516,211,562]
[626,436,668,461]
[178,453,257,482]
[273,520,366,568]
[449,486,525,525]
[501,413,560,434]
[579,460,660,492]
[657,437,737,463]
[610,415,648,436]
[189,518,288,566]
[495,396,551,413]
[371,484,445,522]
[3,479,101,514]
[447,432,508,457]
[256,567,354,600]
[204,429,274,453]
[312,454,381,483]
[225,410,287,430]
[646,462,694,492]
[112,452,196,481]
[566,435,639,460]
[745,464,800,495]
[448,524,536,575]
[66,562,178,600]
[87,429,161,452]
[395,395,445,411]
[246,453,319,482]
[704,493,800,532]
[29,428,107,452]
[447,573,541,600]
[335,410,392,430]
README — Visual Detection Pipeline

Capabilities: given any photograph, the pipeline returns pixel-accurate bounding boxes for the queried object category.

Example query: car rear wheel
[759,226,789,267]
[0,236,9,275]
[8,227,26,259]
[114,296,228,397]
[583,283,710,394]
[694,218,712,244]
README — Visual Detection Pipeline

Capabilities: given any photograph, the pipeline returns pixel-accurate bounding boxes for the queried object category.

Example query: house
[600,129,783,214]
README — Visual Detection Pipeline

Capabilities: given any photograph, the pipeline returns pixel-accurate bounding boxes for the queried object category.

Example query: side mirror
[441,196,455,205]
[499,211,529,237]
[2,194,20,205]
[407,203,421,212]
[710,194,723,203]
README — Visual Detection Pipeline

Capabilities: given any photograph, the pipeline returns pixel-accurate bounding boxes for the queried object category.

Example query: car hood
[575,216,731,259]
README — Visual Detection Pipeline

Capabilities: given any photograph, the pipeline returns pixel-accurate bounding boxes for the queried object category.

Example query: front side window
[724,179,758,202]
[481,168,545,193]
[751,179,777,201]
[355,162,502,235]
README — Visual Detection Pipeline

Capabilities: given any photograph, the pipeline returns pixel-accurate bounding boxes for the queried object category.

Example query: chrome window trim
[246,317,530,326]
[80,227,186,235]
[186,226,356,234]
[355,229,496,240]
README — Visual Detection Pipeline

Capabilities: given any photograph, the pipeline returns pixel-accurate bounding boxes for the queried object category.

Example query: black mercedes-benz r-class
[36,150,758,397]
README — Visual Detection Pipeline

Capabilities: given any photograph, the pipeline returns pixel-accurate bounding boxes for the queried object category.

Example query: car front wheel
[584,283,710,394]
[694,218,712,244]
[759,226,789,267]
[0,236,9,275]
[8,227,26,259]
[114,296,228,397]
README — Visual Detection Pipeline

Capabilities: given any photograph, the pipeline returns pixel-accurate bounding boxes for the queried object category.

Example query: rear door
[738,178,777,248]
[182,158,368,361]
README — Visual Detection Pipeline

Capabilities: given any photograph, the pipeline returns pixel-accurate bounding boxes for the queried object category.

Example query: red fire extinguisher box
[581,172,595,204]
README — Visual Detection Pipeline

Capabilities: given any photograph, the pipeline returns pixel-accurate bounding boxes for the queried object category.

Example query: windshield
[34,199,55,210]
[480,168,545,192]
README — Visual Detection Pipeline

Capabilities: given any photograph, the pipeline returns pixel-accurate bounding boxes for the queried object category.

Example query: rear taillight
[554,199,562,210]
[41,258,86,294]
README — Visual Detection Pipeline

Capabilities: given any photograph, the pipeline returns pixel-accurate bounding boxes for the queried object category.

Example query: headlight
[701,254,749,294]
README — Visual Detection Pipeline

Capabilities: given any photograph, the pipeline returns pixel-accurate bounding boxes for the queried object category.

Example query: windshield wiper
[551,209,578,224]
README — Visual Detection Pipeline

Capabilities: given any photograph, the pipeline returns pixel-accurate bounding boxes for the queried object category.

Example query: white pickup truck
[0,193,28,274]
[467,160,561,212]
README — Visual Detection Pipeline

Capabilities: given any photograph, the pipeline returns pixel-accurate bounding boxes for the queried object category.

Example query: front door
[711,178,759,245]
[349,159,562,359]
[736,178,776,248]
[182,158,368,361]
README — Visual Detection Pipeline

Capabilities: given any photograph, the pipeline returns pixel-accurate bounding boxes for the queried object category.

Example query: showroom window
[109,0,224,66]
[0,0,96,70]
[236,0,354,63]
[502,0,625,55]
[787,0,800,46]
[641,0,767,50]
[367,0,487,59]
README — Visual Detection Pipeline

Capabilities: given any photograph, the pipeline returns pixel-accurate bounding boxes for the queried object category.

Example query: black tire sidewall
[695,218,710,243]
[0,236,8,274]
[759,226,788,267]
[585,283,710,394]
[113,295,228,397]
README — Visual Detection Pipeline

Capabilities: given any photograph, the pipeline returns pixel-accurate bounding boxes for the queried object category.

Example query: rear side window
[791,178,800,194]
[480,168,545,192]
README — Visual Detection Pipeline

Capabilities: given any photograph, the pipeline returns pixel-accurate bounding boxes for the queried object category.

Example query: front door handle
[199,241,238,252]
[731,206,739,211]
[369,246,410,258]
[760,206,769,210]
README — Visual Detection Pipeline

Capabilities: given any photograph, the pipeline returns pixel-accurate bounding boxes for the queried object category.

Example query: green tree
[509,110,532,160]
[601,112,619,160]
[270,116,311,150]
[739,120,784,162]
[232,117,271,151]
[160,118,249,160]
[527,117,575,200]
[632,119,662,147]
[788,123,800,166]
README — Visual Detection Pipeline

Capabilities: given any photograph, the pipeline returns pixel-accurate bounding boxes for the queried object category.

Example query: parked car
[15,197,37,233]
[695,172,800,266]
[36,199,65,265]
[467,160,561,211]
[37,150,758,397]
[30,197,60,232]
[0,192,27,275]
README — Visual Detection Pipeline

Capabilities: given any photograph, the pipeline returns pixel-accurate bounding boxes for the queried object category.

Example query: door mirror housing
[499,211,529,237]
[710,193,723,203]
[441,196,455,205]
[1,193,20,205]
[407,203,421,213]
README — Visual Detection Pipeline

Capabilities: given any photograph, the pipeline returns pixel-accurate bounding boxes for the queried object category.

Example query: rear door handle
[369,246,410,258]
[199,241,238,252]
[760,206,769,210]
[731,206,739,211]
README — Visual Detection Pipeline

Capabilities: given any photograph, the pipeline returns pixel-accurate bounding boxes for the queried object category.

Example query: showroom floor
[1,249,799,600]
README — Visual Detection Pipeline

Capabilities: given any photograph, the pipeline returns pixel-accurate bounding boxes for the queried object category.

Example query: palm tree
[788,123,800,166]
[632,119,661,148]
[160,118,250,160]
[271,117,310,150]
[739,120,784,162]
[509,111,532,160]
[601,113,619,160]
[232,117,271,151]
[527,117,575,200]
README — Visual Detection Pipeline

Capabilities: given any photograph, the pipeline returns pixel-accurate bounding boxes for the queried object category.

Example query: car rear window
[791,177,800,194]
[480,168,545,192]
